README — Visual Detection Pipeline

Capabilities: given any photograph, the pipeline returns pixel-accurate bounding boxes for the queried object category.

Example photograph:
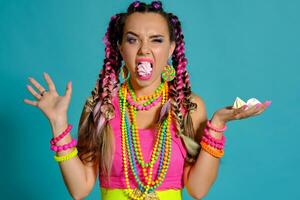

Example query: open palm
[213,101,271,123]
[24,72,72,123]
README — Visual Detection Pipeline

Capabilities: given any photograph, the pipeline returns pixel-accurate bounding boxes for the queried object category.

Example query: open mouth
[136,61,153,80]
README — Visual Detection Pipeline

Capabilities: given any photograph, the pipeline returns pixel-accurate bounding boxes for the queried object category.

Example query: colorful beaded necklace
[126,81,165,111]
[118,81,172,200]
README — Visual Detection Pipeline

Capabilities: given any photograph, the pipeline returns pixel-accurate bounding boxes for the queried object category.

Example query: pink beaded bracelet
[203,127,226,144]
[50,124,72,145]
[50,138,77,152]
[206,120,227,132]
[201,136,224,150]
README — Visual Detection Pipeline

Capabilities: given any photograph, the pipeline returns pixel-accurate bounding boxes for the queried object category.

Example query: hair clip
[151,1,161,9]
[171,17,177,24]
[111,15,117,20]
[133,1,141,8]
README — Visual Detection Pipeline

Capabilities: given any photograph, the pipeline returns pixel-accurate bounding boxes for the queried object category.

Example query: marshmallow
[232,97,246,109]
[246,98,262,108]
[232,97,261,110]
[137,62,152,77]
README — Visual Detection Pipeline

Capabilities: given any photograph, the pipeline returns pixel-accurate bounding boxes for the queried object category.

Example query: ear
[168,41,176,58]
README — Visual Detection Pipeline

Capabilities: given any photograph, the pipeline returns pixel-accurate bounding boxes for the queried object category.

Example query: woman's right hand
[24,72,72,127]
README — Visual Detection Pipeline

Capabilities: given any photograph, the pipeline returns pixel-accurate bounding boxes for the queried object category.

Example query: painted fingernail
[264,101,272,107]
[255,103,262,108]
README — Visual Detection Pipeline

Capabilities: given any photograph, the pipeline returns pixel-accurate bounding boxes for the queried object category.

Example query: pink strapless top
[99,93,187,190]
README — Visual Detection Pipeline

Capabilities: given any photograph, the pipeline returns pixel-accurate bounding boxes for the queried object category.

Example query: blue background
[1,0,299,199]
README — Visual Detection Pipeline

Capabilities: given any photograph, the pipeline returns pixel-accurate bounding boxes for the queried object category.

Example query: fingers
[28,77,46,94]
[26,84,42,100]
[252,101,271,116]
[43,72,56,92]
[64,81,72,99]
[25,74,49,107]
[235,102,270,119]
[232,105,248,119]
[23,98,38,106]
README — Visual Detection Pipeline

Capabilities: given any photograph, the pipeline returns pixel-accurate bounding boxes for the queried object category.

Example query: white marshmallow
[232,97,261,110]
[137,62,152,77]
[246,98,261,108]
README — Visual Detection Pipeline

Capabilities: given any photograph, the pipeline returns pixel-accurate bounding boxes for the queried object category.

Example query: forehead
[124,12,169,35]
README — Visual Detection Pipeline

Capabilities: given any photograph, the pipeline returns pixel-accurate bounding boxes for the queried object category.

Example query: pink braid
[93,14,123,135]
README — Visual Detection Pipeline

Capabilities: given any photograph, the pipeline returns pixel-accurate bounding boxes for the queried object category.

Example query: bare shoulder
[190,93,206,111]
[189,92,208,132]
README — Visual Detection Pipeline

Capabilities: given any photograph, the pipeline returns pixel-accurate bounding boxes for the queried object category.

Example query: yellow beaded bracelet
[54,147,78,162]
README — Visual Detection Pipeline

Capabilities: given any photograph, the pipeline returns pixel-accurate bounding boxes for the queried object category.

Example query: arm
[183,94,225,199]
[183,94,270,199]
[24,73,98,199]
[51,120,98,199]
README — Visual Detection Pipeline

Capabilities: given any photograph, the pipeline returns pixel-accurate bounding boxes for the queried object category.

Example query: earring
[120,65,130,82]
[161,65,175,82]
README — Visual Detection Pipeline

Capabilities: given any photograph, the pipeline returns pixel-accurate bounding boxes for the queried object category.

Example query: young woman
[24,1,271,199]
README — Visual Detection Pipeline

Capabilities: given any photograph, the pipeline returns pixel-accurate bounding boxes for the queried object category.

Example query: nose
[138,41,151,55]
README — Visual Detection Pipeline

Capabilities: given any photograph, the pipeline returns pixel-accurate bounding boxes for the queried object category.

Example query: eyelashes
[153,39,163,43]
[126,37,163,44]
[126,37,137,44]
[127,37,137,44]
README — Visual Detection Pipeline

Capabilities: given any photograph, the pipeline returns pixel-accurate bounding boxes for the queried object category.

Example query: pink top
[99,93,187,190]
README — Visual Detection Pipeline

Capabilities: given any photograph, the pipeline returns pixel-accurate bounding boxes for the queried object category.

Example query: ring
[40,90,47,96]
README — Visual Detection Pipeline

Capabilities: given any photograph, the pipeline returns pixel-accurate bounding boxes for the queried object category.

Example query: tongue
[137,62,152,77]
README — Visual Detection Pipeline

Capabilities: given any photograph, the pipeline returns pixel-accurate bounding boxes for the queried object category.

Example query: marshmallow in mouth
[136,61,153,77]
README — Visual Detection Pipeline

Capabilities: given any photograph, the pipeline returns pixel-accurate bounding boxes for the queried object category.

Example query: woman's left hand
[212,101,271,124]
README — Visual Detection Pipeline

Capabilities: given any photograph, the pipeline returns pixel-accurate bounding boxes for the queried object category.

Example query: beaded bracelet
[199,123,226,157]
[203,128,226,144]
[50,138,77,152]
[50,124,72,145]
[201,136,224,150]
[200,141,224,158]
[206,120,227,132]
[54,147,78,162]
[201,128,226,149]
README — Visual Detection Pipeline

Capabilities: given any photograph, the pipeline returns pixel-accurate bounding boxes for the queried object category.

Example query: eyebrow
[125,31,164,38]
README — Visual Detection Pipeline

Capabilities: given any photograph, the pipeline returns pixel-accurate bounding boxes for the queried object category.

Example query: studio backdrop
[0,0,299,199]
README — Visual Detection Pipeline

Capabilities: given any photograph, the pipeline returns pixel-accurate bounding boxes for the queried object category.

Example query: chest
[127,103,162,129]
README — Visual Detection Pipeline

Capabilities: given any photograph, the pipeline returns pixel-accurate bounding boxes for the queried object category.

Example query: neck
[128,78,162,97]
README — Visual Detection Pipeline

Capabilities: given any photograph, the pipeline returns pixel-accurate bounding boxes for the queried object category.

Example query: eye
[152,39,163,43]
[127,37,137,44]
